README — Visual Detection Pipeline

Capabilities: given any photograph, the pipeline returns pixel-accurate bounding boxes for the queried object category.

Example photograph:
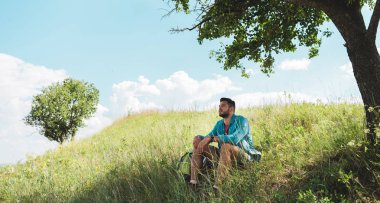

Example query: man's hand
[197,136,212,152]
[212,136,219,142]
[193,135,202,149]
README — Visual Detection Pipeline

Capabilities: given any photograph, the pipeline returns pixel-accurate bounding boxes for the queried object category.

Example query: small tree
[25,78,99,144]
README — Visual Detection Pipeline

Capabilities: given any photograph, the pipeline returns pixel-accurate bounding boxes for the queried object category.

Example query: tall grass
[0,103,378,202]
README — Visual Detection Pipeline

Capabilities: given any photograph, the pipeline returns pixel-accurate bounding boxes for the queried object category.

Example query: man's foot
[188,180,198,191]
[212,185,220,197]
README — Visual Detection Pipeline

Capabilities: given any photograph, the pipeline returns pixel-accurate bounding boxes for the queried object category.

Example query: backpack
[176,151,214,182]
[176,151,193,182]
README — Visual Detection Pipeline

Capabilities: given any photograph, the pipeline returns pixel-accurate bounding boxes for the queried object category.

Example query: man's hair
[220,97,235,109]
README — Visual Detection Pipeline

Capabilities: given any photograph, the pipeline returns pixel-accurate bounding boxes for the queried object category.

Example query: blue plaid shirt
[201,114,261,161]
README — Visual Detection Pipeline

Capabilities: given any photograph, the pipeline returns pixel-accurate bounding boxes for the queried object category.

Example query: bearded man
[190,97,261,190]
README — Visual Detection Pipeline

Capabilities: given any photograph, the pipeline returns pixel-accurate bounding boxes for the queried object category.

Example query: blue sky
[0,0,379,164]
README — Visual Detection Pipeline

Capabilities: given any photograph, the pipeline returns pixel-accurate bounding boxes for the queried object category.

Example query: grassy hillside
[0,103,379,202]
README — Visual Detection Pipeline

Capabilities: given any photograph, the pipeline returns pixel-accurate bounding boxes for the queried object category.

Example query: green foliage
[297,189,333,203]
[1,104,379,202]
[24,78,99,144]
[171,0,334,76]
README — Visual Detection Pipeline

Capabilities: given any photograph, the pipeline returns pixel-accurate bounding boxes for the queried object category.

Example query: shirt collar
[223,114,236,126]
[231,114,236,124]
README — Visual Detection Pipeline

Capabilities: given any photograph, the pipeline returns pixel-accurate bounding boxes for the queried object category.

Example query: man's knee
[193,135,201,148]
[193,135,201,140]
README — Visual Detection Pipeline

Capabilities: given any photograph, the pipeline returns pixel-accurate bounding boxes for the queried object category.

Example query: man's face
[219,101,232,118]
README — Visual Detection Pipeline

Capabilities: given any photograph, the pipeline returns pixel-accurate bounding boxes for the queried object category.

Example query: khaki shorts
[205,145,250,167]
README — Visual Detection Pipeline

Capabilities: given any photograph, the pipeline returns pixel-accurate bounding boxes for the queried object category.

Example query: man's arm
[217,117,249,145]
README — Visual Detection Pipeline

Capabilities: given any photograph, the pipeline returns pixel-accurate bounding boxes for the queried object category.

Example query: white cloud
[279,58,311,70]
[339,62,354,78]
[0,54,67,164]
[77,104,113,138]
[0,54,111,164]
[110,75,162,116]
[108,71,331,116]
[0,54,68,140]
[110,71,240,116]
[0,135,58,165]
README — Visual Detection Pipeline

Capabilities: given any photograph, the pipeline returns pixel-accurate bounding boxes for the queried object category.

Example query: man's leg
[190,136,217,184]
[214,143,242,187]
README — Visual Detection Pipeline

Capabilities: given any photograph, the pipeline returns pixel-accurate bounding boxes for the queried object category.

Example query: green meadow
[1,103,379,202]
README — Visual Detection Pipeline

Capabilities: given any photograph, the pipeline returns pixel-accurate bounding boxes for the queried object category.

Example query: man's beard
[219,111,229,118]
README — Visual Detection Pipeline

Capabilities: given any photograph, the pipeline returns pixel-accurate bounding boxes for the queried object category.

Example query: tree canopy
[170,0,380,146]
[25,78,99,144]
[170,0,378,76]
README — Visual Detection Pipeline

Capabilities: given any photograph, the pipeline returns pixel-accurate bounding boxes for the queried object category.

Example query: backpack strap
[176,151,192,170]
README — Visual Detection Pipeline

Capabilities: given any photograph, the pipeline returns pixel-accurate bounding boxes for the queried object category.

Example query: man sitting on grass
[190,97,261,191]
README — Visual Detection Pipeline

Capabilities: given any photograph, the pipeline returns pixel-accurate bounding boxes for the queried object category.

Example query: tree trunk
[347,39,380,147]
[321,2,380,148]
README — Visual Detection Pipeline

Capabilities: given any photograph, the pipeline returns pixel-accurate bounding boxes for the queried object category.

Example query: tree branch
[289,0,368,45]
[367,0,380,41]
[170,0,257,33]
[161,8,176,20]
[286,0,327,10]
[169,16,212,33]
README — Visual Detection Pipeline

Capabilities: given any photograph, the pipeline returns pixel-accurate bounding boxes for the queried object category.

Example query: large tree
[25,78,99,144]
[170,0,380,147]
